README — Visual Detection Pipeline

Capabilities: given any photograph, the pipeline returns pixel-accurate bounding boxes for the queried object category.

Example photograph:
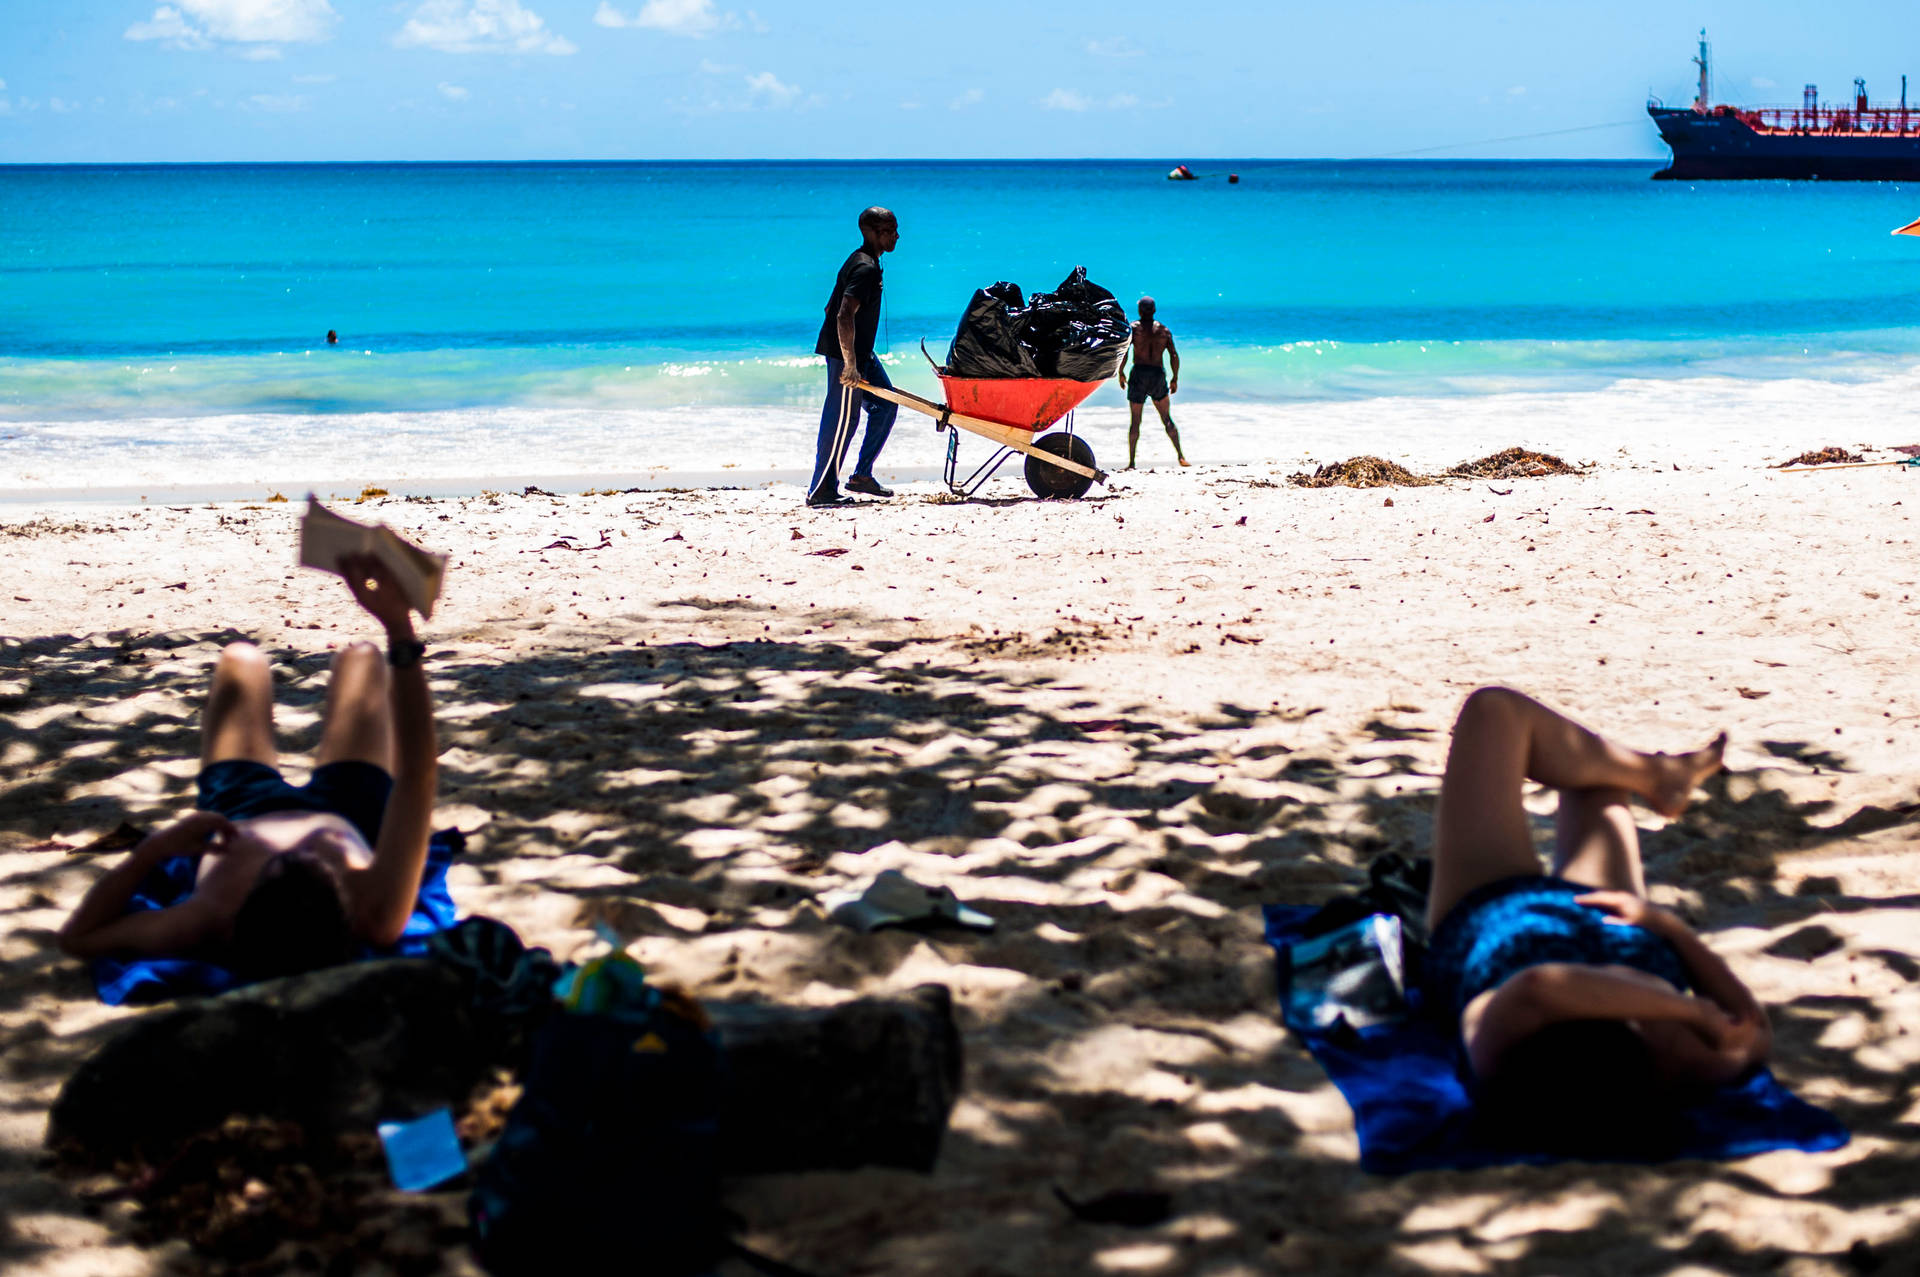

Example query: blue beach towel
[1262,904,1848,1173]
[90,830,463,1006]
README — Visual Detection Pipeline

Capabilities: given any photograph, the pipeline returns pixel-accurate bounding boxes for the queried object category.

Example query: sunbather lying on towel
[1425,686,1768,1153]
[58,555,437,980]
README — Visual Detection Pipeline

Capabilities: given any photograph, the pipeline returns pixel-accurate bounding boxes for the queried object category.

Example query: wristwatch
[387,637,427,669]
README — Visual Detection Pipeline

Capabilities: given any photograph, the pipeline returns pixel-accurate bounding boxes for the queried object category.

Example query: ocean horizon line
[0,156,1668,171]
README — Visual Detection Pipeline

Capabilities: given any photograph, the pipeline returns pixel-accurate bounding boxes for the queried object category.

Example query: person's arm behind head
[57,813,234,958]
[1465,961,1725,1080]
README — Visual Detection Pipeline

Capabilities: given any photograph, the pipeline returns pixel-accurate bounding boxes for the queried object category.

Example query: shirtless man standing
[1115,296,1188,468]
[58,555,439,980]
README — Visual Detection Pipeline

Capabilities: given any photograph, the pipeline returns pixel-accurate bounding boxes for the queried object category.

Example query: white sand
[3,454,1919,1274]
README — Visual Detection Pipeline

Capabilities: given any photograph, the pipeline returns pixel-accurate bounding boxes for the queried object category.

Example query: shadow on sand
[2,624,1917,1273]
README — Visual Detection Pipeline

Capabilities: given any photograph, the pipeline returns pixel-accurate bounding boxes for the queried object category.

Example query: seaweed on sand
[1288,457,1436,489]
[1773,447,1866,468]
[1446,447,1581,480]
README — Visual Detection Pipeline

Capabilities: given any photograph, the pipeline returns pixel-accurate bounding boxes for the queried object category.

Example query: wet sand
[3,458,1919,1274]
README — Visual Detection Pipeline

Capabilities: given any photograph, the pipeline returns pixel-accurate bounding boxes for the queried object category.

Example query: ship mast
[1693,29,1712,112]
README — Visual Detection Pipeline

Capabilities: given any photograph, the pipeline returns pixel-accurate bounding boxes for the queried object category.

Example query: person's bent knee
[330,641,387,685]
[332,640,381,667]
[1457,685,1526,724]
[215,642,271,683]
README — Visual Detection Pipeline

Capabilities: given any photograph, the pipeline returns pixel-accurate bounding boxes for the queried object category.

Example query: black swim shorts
[1126,365,1169,404]
[197,759,393,847]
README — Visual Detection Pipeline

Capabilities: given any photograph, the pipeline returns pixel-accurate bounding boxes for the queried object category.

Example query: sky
[2,2,1918,163]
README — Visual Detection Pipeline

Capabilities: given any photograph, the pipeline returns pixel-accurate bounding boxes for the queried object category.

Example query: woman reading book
[1424,686,1771,1154]
[58,555,439,980]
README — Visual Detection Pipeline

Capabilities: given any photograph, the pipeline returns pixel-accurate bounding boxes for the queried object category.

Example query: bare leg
[201,642,277,768]
[1427,687,1724,931]
[1153,396,1189,465]
[1552,787,1647,894]
[314,642,394,771]
[1127,402,1143,468]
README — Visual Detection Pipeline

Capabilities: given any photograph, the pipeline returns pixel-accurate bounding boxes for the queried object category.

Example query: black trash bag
[944,267,1131,381]
[1021,266,1131,382]
[945,281,1038,379]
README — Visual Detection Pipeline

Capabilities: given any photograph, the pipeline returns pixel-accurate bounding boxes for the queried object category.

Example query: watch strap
[387,638,427,669]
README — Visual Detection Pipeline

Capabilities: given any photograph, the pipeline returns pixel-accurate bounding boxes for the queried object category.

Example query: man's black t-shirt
[814,248,883,362]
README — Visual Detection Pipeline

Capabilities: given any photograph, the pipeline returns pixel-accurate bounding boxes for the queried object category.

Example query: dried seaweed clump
[1773,446,1865,468]
[1288,457,1436,489]
[1446,447,1581,480]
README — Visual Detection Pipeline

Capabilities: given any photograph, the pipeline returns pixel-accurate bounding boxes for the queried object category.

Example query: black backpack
[469,962,725,1275]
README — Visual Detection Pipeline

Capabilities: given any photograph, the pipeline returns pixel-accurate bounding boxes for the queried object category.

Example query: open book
[298,496,449,619]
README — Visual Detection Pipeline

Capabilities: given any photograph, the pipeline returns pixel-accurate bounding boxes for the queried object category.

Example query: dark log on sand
[48,959,961,1175]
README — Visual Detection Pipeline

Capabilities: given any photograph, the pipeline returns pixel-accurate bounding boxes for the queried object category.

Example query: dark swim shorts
[1126,365,1169,404]
[1424,875,1690,1023]
[197,759,393,848]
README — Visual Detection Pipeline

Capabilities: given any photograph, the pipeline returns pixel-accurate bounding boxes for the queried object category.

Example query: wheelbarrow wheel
[1025,432,1097,500]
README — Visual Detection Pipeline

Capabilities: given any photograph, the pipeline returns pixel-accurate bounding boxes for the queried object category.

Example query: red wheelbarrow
[856,373,1107,499]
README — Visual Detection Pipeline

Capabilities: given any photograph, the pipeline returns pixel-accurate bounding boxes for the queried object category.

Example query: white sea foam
[4,369,1917,501]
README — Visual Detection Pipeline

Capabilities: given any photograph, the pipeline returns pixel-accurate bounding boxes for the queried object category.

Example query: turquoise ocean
[5,160,1920,495]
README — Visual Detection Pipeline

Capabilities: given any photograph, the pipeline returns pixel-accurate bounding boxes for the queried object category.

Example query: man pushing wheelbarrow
[855,266,1131,500]
[809,206,902,509]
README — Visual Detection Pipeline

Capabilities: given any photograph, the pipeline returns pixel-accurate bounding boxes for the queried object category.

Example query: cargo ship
[1649,32,1920,180]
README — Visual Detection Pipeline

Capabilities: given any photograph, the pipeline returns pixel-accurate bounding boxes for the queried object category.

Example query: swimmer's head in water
[858,206,899,253]
[326,330,338,344]
[1137,297,1156,320]
[1473,1019,1677,1156]
[230,840,354,981]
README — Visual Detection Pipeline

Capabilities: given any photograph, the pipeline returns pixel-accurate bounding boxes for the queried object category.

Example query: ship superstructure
[1649,32,1920,180]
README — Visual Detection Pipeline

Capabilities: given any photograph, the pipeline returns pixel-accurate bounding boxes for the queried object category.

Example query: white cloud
[49,96,78,113]
[1753,76,1777,90]
[596,0,738,36]
[395,0,576,54]
[188,0,334,42]
[1085,37,1141,57]
[126,7,212,49]
[744,70,798,108]
[1507,84,1527,96]
[127,1,336,49]
[669,67,814,114]
[239,45,283,60]
[438,81,469,99]
[0,79,7,91]
[949,87,983,110]
[697,58,739,74]
[900,99,921,111]
[1041,88,1157,112]
[292,72,336,83]
[246,92,309,111]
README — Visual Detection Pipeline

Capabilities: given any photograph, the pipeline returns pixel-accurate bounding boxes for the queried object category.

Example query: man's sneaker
[806,491,856,508]
[846,475,894,498]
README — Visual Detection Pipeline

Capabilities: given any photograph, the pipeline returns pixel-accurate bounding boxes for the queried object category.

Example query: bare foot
[1178,457,1192,467]
[1648,732,1727,818]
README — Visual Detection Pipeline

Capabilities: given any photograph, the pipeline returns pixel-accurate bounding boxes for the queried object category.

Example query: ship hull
[1650,106,1920,180]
